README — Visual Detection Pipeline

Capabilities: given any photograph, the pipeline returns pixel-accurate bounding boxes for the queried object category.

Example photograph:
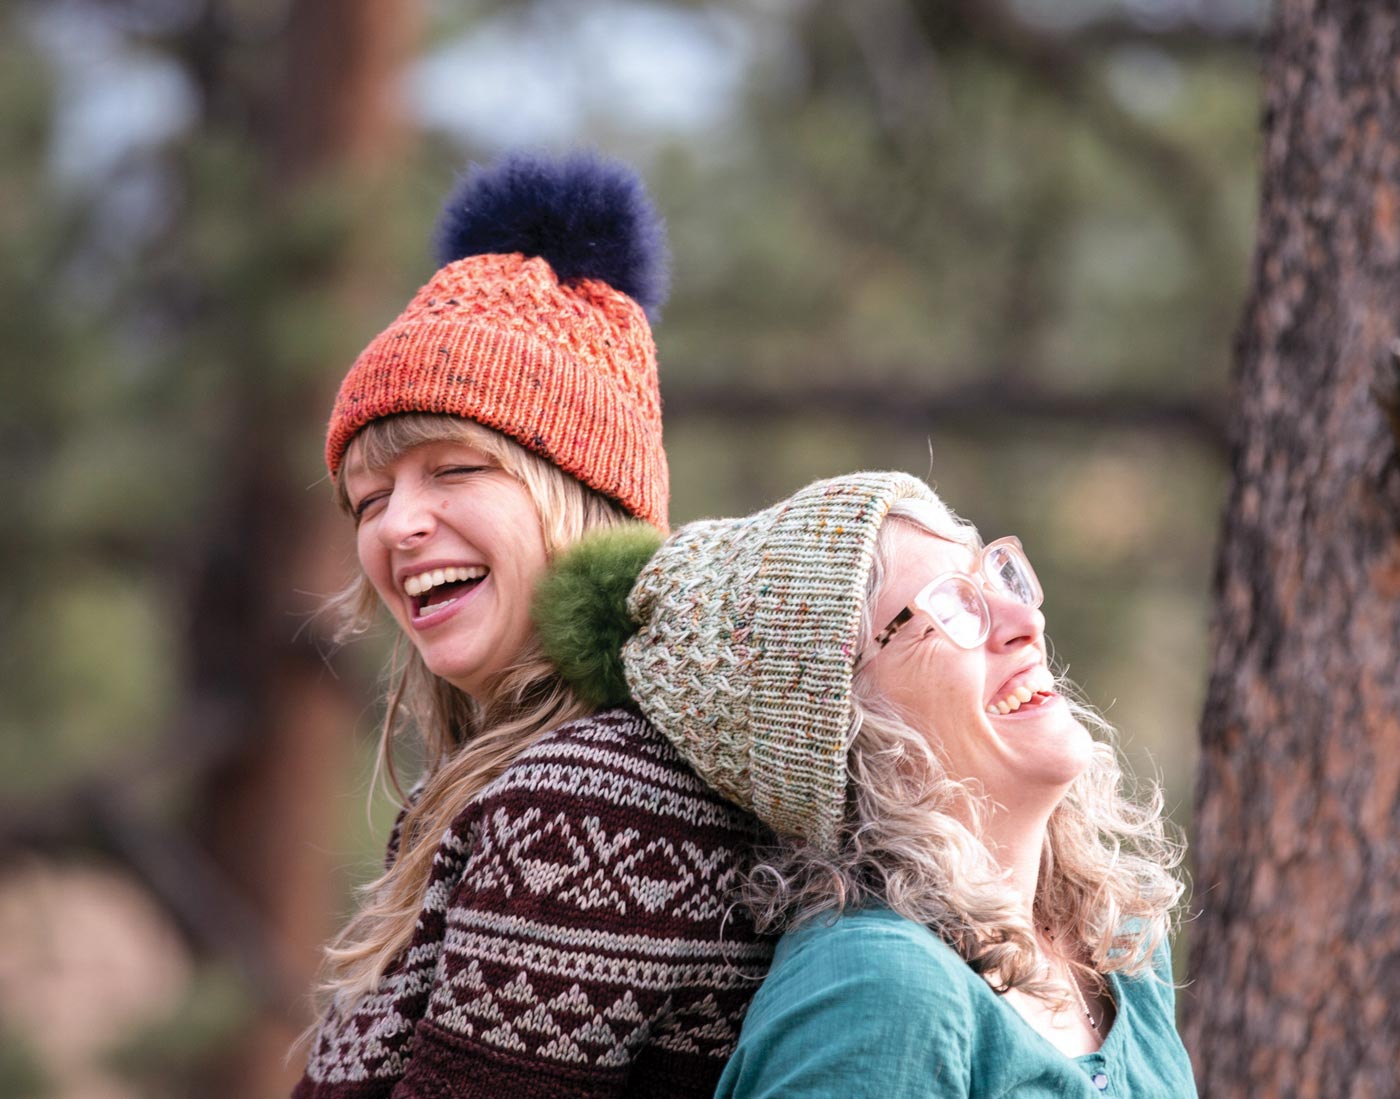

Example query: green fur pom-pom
[533,523,664,710]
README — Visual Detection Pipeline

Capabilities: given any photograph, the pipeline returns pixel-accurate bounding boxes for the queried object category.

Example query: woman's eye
[437,465,489,478]
[352,493,385,522]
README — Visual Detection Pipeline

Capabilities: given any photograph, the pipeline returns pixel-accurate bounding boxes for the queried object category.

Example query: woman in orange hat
[293,153,771,1099]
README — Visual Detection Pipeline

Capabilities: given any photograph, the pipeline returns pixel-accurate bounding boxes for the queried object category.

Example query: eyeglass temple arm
[872,607,914,651]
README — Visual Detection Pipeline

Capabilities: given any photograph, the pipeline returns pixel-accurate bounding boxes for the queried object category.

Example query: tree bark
[188,3,417,1097]
[1186,3,1400,1098]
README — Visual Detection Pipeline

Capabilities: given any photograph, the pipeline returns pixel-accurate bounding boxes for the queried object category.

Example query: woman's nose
[984,590,1045,651]
[376,486,437,549]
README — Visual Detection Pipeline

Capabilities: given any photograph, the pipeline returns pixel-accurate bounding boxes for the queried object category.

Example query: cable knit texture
[293,709,772,1099]
[623,472,936,852]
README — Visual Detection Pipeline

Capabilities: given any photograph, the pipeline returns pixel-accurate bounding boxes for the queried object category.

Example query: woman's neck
[981,803,1055,920]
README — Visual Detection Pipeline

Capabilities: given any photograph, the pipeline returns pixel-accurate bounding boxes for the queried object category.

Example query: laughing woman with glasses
[537,471,1196,1098]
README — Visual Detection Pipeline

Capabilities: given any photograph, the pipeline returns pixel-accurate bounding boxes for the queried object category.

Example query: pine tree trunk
[1186,3,1400,1097]
[190,3,417,1096]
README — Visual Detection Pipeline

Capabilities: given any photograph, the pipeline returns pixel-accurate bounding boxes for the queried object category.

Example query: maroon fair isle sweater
[293,708,773,1099]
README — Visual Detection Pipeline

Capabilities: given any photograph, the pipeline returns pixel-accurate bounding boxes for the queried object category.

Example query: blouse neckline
[968,953,1128,1066]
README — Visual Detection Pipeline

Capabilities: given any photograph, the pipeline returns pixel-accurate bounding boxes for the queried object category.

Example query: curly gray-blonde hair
[740,497,1186,1001]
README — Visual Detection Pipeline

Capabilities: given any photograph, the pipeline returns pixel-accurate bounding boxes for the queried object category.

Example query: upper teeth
[987,667,1055,715]
[404,566,486,597]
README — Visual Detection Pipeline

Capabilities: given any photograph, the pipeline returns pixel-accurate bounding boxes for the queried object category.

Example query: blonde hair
[320,413,633,1008]
[741,497,1185,1001]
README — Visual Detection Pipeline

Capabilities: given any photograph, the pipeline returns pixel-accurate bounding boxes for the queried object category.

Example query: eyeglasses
[855,537,1043,669]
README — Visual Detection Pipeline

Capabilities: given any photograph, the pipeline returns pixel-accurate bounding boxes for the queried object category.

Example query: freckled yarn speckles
[622,472,937,852]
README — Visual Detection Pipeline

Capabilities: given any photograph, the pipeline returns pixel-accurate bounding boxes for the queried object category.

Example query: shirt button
[1091,1072,1109,1090]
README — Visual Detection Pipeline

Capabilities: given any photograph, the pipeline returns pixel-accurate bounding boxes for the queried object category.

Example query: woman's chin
[987,698,1094,786]
[1047,718,1096,786]
[418,647,497,701]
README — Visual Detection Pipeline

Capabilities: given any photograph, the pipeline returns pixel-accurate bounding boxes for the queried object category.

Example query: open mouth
[986,666,1057,715]
[986,688,1056,716]
[404,566,487,618]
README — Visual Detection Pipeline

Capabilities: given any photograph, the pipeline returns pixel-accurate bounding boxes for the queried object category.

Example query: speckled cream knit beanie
[621,471,937,852]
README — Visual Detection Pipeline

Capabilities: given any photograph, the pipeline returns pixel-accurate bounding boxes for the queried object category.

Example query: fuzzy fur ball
[433,151,671,320]
[533,523,664,709]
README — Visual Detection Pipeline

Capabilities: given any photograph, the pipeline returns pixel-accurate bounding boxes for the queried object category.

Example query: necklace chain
[1039,927,1101,1037]
[1064,964,1101,1036]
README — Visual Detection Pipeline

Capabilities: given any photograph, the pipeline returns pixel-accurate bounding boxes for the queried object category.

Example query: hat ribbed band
[623,472,937,851]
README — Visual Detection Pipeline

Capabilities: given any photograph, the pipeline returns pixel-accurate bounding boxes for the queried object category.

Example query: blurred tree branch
[814,0,1243,257]
[667,379,1226,452]
[1071,16,1260,54]
[944,0,1236,250]
[838,0,949,137]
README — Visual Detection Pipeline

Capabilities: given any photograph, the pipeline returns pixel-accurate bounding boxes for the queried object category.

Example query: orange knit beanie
[325,152,671,529]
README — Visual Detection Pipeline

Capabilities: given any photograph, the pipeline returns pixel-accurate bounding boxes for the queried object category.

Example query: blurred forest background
[0,0,1265,1095]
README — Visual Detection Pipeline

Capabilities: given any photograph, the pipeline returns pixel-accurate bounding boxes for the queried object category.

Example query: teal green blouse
[716,908,1196,1099]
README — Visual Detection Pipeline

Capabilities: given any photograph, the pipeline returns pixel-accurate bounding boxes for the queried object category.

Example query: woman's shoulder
[1114,936,1183,1016]
[718,910,976,1098]
[775,908,973,990]
[747,910,977,1040]
[476,706,761,833]
[519,705,680,766]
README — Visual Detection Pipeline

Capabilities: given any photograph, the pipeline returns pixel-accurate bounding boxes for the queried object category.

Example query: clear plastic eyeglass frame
[854,536,1043,671]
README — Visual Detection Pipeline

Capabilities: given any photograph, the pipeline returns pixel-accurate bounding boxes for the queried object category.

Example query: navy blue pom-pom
[433,151,670,320]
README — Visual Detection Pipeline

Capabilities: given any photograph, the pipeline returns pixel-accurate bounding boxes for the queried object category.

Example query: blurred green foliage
[0,1027,49,1099]
[0,0,1260,1093]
